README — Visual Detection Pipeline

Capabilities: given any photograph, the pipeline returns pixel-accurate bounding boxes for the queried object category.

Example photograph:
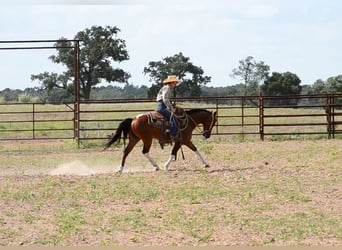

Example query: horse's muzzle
[202,130,211,139]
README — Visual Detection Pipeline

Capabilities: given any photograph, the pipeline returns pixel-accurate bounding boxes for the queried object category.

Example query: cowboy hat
[163,75,181,84]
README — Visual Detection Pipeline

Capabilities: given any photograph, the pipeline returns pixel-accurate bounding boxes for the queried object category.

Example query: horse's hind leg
[118,138,139,173]
[144,153,160,171]
[164,143,180,171]
[142,139,160,171]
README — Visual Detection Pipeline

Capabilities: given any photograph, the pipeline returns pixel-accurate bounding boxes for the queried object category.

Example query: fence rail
[0,94,342,145]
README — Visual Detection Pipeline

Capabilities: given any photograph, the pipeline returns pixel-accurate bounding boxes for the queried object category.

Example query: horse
[104,108,217,173]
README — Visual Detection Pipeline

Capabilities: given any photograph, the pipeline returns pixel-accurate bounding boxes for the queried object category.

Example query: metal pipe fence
[0,94,341,144]
[0,102,75,140]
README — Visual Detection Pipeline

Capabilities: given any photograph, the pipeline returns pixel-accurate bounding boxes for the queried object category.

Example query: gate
[0,39,80,141]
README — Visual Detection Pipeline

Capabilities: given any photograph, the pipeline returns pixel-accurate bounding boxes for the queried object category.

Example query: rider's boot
[171,130,180,143]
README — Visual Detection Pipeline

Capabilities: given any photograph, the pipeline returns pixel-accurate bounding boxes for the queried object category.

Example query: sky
[1,0,342,90]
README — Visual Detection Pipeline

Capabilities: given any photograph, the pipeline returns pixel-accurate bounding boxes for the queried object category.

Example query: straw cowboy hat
[162,75,181,84]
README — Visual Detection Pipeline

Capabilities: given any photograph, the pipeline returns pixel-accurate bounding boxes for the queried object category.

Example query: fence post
[32,103,35,139]
[331,95,336,138]
[259,94,264,140]
[215,99,219,135]
[73,40,81,148]
[326,95,332,139]
[241,96,245,127]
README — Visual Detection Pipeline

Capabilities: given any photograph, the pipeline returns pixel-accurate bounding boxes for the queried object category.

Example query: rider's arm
[162,86,173,111]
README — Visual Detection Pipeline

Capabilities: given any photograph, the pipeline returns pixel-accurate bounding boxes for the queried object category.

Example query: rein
[187,110,216,134]
[173,111,189,132]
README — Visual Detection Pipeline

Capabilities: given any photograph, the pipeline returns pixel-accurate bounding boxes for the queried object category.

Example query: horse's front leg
[194,149,210,168]
[185,141,210,168]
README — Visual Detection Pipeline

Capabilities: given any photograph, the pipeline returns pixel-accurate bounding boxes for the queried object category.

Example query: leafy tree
[31,25,130,100]
[143,52,211,98]
[0,88,23,102]
[18,92,39,103]
[261,71,302,106]
[311,75,342,107]
[326,75,342,93]
[230,56,270,96]
[311,75,342,95]
[90,84,148,99]
[311,79,328,94]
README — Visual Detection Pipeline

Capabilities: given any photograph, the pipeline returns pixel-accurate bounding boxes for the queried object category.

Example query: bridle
[187,111,216,138]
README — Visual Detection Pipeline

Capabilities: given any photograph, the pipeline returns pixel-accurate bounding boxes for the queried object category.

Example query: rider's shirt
[156,84,173,110]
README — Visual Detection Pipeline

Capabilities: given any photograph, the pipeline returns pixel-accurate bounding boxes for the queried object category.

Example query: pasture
[0,138,341,246]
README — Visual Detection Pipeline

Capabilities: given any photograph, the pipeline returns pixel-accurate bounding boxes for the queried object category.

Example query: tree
[143,52,211,98]
[311,75,342,94]
[230,56,270,96]
[325,75,342,93]
[261,71,302,106]
[311,79,328,94]
[31,25,130,100]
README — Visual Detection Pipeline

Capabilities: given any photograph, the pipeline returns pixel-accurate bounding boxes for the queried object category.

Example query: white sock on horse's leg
[117,165,124,173]
[164,154,176,172]
[144,153,159,170]
[195,150,209,167]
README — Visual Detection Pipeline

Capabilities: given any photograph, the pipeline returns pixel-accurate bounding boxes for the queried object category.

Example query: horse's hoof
[154,167,160,171]
[204,164,210,168]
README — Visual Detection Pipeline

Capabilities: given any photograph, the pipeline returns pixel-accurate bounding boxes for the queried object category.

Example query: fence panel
[261,94,342,140]
[0,102,75,140]
[1,95,342,144]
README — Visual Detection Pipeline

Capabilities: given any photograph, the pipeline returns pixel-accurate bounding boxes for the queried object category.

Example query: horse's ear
[214,111,218,119]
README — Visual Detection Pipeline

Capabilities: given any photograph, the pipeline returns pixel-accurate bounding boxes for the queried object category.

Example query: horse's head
[202,110,217,139]
[187,109,217,139]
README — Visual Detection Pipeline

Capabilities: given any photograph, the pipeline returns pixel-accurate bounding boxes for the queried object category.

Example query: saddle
[147,111,170,128]
[147,107,187,149]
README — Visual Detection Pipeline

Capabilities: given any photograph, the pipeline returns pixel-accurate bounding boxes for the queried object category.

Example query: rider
[156,75,180,141]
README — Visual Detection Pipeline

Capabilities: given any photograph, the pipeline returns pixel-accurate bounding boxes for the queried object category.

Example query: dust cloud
[48,160,151,176]
[49,160,114,176]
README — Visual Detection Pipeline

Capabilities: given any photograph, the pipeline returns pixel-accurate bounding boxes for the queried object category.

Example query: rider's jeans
[156,102,177,137]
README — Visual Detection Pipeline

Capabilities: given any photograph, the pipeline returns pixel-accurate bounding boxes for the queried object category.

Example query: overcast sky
[1,0,341,90]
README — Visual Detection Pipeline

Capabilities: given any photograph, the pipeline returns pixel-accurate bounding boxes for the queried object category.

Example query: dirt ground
[0,139,341,246]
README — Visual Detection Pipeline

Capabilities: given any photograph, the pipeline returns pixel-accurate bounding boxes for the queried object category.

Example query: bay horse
[104,108,217,173]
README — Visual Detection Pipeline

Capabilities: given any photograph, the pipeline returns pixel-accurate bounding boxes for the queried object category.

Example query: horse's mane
[186,108,210,115]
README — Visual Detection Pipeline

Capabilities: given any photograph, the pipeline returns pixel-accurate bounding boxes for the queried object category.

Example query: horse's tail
[104,118,133,150]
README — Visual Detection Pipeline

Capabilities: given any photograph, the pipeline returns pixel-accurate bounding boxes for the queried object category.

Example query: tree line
[1,25,342,104]
[0,81,340,104]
